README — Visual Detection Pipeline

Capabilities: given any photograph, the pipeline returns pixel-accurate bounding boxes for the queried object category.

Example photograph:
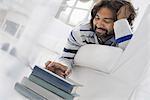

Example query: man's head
[90,0,136,38]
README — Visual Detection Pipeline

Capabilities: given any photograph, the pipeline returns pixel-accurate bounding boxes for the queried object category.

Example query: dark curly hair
[90,0,136,29]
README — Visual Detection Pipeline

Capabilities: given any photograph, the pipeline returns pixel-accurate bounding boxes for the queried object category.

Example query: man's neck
[97,34,114,44]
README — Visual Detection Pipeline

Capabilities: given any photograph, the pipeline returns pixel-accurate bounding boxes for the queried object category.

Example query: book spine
[21,77,63,100]
[29,75,74,100]
[14,82,47,100]
[31,66,73,93]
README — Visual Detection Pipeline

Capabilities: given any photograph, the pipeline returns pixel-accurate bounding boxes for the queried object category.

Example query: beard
[94,25,114,38]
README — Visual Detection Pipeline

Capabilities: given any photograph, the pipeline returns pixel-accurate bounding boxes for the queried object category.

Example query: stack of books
[14,65,81,100]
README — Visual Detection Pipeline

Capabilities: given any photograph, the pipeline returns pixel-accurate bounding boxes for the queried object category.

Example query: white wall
[132,0,150,32]
[15,0,64,66]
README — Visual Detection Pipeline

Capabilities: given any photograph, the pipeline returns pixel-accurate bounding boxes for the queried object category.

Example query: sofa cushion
[74,44,123,74]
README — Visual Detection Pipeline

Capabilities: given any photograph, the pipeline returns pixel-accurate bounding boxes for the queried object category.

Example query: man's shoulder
[71,22,95,40]
[79,22,93,31]
[73,22,91,31]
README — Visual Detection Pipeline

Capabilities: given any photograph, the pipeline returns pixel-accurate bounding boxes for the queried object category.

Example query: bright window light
[69,9,88,25]
[56,0,95,26]
[76,0,93,9]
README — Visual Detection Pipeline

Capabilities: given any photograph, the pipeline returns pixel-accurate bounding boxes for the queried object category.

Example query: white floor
[0,50,32,100]
[1,50,150,100]
[1,15,150,99]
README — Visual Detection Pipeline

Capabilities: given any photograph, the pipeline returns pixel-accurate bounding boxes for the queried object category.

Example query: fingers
[123,5,131,18]
[45,61,51,67]
[45,61,70,78]
[117,5,131,20]
[65,68,72,76]
[54,68,66,78]
[45,61,54,72]
[53,62,68,72]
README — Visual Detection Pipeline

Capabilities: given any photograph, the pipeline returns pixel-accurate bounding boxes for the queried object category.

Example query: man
[45,0,136,78]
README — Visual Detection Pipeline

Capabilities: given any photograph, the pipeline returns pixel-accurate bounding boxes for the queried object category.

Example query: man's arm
[114,19,133,50]
[58,27,82,69]
[46,27,82,77]
[114,4,134,50]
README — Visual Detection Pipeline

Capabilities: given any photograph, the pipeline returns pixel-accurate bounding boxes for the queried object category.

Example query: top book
[31,65,82,94]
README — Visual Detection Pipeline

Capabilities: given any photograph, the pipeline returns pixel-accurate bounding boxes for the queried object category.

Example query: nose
[96,19,105,28]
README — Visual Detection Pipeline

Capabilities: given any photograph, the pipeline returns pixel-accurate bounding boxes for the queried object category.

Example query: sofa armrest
[74,44,123,74]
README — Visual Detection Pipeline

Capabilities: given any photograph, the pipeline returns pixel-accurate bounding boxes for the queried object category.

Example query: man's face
[93,7,114,38]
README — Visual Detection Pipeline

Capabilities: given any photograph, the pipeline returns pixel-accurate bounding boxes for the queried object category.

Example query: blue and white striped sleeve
[58,27,83,69]
[114,19,133,50]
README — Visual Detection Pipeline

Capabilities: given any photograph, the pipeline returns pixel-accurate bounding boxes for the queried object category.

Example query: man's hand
[45,61,71,78]
[117,4,132,20]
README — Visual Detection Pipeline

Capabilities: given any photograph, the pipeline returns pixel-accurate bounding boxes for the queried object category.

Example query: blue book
[31,65,81,94]
[29,75,74,100]
[14,82,47,100]
[21,77,64,100]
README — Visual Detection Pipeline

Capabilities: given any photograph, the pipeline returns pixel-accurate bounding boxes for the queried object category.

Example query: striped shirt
[58,19,133,68]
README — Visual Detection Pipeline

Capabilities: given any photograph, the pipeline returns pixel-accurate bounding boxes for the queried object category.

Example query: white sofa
[70,5,150,100]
